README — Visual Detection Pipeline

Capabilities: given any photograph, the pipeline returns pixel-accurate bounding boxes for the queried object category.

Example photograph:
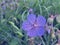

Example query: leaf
[8,21,23,37]
[15,31,24,38]
[22,10,27,21]
[55,23,60,29]
[9,39,19,45]
[8,21,19,30]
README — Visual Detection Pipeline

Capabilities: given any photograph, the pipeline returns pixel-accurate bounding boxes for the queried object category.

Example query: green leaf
[8,21,23,37]
[15,31,24,38]
[9,39,19,45]
[55,23,60,29]
[8,21,19,30]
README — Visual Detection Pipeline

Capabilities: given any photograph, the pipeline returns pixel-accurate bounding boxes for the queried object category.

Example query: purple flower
[22,14,46,37]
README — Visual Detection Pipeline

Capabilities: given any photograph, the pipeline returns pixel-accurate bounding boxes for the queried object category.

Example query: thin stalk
[40,37,45,45]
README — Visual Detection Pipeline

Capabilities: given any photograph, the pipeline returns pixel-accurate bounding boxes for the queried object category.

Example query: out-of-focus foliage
[56,15,60,23]
[0,0,60,45]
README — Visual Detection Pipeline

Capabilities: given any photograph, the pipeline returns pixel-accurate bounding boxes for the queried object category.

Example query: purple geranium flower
[22,14,46,37]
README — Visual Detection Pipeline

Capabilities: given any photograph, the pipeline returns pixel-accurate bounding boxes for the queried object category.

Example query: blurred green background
[0,0,60,45]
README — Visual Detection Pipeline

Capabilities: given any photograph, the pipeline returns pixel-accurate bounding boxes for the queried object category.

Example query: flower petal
[37,27,45,36]
[37,15,46,26]
[27,28,38,37]
[27,27,45,37]
[27,14,36,24]
[22,20,32,31]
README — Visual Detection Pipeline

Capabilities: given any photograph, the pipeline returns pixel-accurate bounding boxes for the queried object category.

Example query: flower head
[22,14,46,37]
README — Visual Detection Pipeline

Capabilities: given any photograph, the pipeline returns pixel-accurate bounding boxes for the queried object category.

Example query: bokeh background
[0,0,60,45]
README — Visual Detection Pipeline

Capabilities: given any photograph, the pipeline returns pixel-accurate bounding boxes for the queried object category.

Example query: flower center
[33,23,38,27]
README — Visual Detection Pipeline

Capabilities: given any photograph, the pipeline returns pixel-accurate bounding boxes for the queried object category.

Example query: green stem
[40,37,45,45]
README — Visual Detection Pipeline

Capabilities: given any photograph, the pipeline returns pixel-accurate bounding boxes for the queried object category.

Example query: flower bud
[47,15,54,25]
